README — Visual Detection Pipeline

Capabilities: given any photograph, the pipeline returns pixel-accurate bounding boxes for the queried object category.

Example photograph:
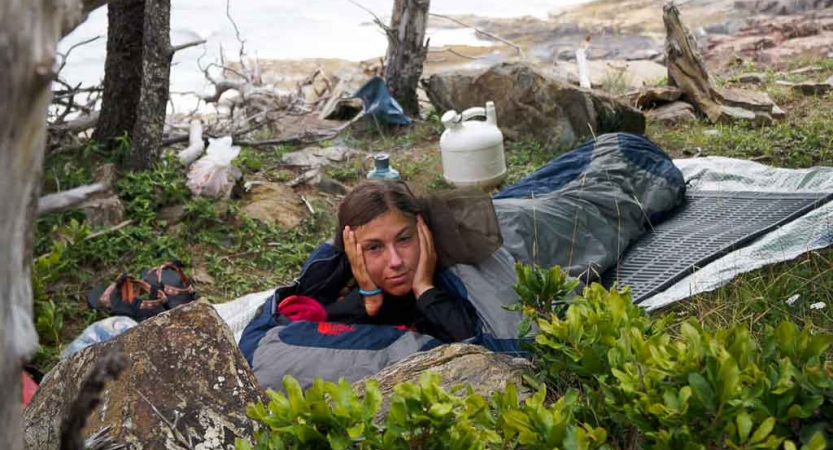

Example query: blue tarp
[354,76,412,126]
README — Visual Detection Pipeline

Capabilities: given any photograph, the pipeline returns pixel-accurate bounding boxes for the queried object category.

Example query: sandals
[141,260,197,310]
[87,260,198,321]
[87,273,168,321]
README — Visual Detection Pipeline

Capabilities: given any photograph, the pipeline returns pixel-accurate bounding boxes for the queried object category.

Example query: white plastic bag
[186,136,241,198]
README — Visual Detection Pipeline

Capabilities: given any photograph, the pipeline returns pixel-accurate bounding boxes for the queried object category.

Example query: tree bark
[663,3,778,125]
[93,0,173,171]
[129,0,172,170]
[91,0,144,149]
[383,0,430,118]
[2,2,107,447]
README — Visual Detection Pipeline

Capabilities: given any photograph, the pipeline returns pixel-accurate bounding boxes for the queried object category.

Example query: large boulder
[24,302,265,450]
[421,62,645,149]
[354,344,532,420]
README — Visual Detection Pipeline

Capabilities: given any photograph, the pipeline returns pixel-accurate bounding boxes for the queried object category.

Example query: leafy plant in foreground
[237,372,608,450]
[527,281,833,450]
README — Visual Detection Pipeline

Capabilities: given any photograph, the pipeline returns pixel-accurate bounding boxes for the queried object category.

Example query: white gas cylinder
[439,101,507,189]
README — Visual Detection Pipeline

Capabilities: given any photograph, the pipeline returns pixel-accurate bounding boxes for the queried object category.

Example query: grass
[666,249,833,337]
[32,150,333,371]
[649,61,833,168]
[31,56,833,374]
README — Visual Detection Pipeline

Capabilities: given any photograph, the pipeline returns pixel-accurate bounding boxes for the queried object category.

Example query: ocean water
[59,0,591,108]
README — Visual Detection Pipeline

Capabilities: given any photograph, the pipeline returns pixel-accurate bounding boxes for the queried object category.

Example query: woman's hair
[335,180,422,250]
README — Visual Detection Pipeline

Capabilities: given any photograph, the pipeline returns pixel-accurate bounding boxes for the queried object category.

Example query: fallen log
[37,164,121,225]
[37,183,108,216]
[663,3,781,124]
[50,111,100,133]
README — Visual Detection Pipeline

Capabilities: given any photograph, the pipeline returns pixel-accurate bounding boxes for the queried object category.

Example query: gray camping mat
[601,191,833,304]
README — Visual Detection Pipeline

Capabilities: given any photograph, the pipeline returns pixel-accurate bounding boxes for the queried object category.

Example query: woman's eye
[398,234,413,244]
[365,244,382,253]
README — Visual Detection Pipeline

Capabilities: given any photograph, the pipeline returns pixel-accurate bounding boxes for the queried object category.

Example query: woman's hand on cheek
[343,226,383,316]
[412,215,437,298]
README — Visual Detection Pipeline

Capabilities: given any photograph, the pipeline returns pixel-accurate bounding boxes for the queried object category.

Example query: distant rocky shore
[236,0,833,115]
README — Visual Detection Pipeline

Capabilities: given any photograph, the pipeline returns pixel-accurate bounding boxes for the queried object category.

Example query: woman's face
[353,209,420,296]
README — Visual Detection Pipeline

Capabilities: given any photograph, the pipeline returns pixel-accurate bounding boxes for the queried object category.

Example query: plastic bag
[60,316,138,359]
[186,136,241,198]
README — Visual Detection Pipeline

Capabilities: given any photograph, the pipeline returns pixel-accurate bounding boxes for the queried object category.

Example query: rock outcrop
[354,343,532,420]
[24,302,265,450]
[242,181,308,229]
[422,62,645,149]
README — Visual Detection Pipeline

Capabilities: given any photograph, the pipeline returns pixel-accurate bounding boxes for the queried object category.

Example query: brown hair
[335,180,422,250]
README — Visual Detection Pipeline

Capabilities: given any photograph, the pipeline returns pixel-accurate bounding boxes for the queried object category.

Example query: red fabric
[317,323,356,336]
[22,371,38,407]
[278,295,327,323]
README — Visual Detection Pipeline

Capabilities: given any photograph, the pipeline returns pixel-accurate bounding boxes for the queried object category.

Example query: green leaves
[516,264,833,450]
[736,412,754,443]
[239,264,833,449]
[241,373,606,450]
[688,372,718,413]
[510,263,580,319]
[749,417,776,445]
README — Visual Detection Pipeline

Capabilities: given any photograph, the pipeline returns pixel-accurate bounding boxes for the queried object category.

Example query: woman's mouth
[387,273,408,285]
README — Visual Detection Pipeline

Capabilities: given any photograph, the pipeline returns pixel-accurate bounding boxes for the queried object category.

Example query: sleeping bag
[240,133,686,390]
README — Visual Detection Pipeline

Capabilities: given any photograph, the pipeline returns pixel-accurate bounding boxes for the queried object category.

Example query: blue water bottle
[367,153,400,180]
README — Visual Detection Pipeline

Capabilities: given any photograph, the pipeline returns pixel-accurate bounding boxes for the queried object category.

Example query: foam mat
[601,191,833,304]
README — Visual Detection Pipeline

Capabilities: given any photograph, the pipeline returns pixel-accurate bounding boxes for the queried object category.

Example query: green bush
[526,271,832,450]
[240,264,832,449]
[237,372,608,450]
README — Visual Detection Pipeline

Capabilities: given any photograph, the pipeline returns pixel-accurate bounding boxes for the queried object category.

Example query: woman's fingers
[417,216,436,262]
[344,227,376,291]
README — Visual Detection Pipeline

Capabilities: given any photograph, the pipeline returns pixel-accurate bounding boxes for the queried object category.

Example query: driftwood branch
[663,3,779,124]
[427,48,483,60]
[84,220,134,241]
[235,113,364,148]
[38,183,108,215]
[38,163,117,216]
[50,111,100,134]
[176,119,205,165]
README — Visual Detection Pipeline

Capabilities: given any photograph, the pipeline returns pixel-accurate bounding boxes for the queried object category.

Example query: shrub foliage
[239,264,832,450]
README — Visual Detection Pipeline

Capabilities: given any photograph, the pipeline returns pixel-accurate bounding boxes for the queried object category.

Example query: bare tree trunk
[129,0,171,170]
[93,0,172,170]
[1,2,108,448]
[383,0,430,118]
[91,0,145,148]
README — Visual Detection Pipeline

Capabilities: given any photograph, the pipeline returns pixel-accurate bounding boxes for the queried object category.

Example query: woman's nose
[387,245,404,269]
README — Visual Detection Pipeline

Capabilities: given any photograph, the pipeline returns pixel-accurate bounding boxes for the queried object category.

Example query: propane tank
[439,101,506,189]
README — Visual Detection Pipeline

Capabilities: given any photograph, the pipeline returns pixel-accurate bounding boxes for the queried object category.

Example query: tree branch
[57,35,102,75]
[169,39,207,55]
[428,48,483,60]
